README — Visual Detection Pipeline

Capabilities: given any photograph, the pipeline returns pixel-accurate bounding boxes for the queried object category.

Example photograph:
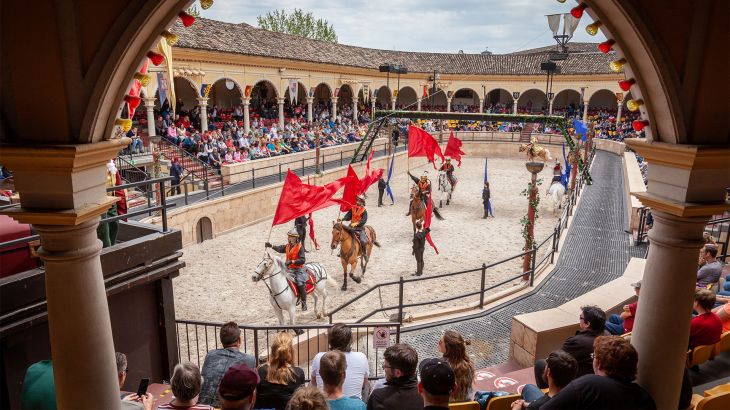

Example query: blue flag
[561,143,571,189]
[573,118,587,141]
[385,151,395,204]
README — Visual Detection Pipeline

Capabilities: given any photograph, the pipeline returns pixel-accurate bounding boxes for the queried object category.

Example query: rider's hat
[287,228,300,237]
[421,171,428,178]
[356,194,366,204]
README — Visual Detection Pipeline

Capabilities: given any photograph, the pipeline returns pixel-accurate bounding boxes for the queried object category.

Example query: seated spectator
[512,351,578,410]
[20,360,56,410]
[417,358,455,410]
[116,352,153,410]
[697,244,722,288]
[157,361,212,409]
[199,322,257,407]
[218,363,259,410]
[689,289,723,349]
[605,282,640,335]
[285,385,328,410]
[254,331,305,409]
[536,305,605,388]
[367,343,422,410]
[311,323,369,400]
[319,351,366,410]
[438,330,474,401]
[127,127,143,154]
[542,336,655,409]
[209,148,222,169]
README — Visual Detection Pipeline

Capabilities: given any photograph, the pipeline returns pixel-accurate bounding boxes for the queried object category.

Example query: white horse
[438,170,455,208]
[546,180,567,214]
[252,253,330,329]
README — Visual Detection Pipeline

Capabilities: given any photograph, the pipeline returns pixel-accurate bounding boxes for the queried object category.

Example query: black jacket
[413,228,431,254]
[378,178,387,191]
[562,329,603,377]
[482,188,491,204]
[367,375,423,410]
[294,216,308,229]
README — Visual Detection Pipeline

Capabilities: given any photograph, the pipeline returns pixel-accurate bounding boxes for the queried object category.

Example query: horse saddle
[288,272,316,297]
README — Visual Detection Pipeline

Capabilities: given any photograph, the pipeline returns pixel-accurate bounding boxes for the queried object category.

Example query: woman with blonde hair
[438,330,475,402]
[255,332,305,410]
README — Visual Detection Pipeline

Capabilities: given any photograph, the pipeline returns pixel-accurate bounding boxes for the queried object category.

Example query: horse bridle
[333,223,359,262]
[255,256,292,306]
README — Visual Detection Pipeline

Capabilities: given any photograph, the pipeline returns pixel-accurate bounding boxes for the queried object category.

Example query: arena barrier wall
[624,151,647,232]
[509,257,645,367]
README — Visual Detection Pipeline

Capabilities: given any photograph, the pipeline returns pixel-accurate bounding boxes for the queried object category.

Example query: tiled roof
[510,42,603,55]
[173,18,616,75]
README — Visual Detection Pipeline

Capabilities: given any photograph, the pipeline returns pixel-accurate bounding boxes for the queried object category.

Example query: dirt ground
[174,157,561,326]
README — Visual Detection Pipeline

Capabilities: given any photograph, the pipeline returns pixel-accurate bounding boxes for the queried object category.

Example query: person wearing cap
[406,171,431,216]
[266,229,308,310]
[417,358,456,410]
[367,344,422,410]
[605,281,641,335]
[218,363,259,410]
[341,194,369,261]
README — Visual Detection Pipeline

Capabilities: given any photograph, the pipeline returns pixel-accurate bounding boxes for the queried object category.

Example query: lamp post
[429,70,440,111]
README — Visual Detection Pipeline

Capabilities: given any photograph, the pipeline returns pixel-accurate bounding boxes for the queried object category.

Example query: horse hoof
[352,276,362,284]
[316,313,322,319]
[341,284,347,291]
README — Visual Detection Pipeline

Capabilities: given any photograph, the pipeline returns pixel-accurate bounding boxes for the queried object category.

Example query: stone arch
[375,85,392,109]
[250,80,279,120]
[195,217,213,243]
[588,89,618,110]
[552,89,581,113]
[251,78,279,99]
[312,82,332,103]
[396,86,418,110]
[209,77,243,109]
[517,89,547,113]
[451,87,480,112]
[337,84,355,108]
[484,88,513,112]
[283,81,308,118]
[423,87,448,110]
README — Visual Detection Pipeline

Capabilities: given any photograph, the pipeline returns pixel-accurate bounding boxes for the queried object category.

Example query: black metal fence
[174,320,400,381]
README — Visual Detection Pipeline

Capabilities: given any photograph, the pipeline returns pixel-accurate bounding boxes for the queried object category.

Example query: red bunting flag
[444,132,466,167]
[424,191,438,254]
[359,150,384,195]
[408,125,444,169]
[340,166,360,212]
[273,171,348,225]
[127,59,149,114]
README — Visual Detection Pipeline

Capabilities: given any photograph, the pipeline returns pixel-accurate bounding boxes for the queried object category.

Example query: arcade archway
[517,89,547,113]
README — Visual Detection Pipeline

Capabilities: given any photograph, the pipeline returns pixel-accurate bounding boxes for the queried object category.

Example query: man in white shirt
[311,324,370,399]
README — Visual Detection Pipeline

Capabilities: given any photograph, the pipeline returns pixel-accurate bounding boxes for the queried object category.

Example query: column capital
[625,138,730,217]
[277,98,285,105]
[242,98,250,106]
[196,97,209,107]
[307,97,314,104]
[332,97,339,102]
[142,97,156,108]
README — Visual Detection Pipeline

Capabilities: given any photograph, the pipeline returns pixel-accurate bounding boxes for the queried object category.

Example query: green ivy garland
[520,178,542,251]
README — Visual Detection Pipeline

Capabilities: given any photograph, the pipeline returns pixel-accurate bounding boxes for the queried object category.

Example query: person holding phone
[116,352,153,410]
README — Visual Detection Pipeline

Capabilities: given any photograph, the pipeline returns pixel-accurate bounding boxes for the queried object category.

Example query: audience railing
[174,320,400,382]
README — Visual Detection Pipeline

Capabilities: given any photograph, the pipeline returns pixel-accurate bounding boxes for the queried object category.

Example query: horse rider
[294,215,308,251]
[342,194,369,261]
[265,229,308,311]
[439,158,456,187]
[551,161,562,184]
[406,171,431,216]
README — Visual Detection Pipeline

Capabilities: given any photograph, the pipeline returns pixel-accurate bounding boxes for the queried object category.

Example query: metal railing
[175,320,400,382]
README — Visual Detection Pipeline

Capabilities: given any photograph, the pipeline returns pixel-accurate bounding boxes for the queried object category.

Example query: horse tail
[367,226,381,248]
[433,207,445,220]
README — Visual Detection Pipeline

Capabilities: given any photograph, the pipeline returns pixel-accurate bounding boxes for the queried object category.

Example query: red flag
[424,191,438,254]
[444,132,466,167]
[359,167,384,195]
[273,171,347,225]
[340,165,360,212]
[127,59,149,114]
[307,213,320,250]
[408,126,444,169]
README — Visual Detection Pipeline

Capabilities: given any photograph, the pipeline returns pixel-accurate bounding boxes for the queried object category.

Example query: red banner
[408,126,444,169]
[273,171,348,225]
[444,132,466,166]
[340,166,360,212]
[424,191,438,254]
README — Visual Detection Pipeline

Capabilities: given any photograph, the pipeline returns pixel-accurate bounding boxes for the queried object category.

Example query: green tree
[257,9,338,43]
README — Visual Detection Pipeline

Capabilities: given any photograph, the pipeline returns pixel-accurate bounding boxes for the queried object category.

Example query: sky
[197,0,606,54]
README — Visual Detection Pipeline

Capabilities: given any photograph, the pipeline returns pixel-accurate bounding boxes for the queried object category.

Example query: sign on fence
[372,327,391,349]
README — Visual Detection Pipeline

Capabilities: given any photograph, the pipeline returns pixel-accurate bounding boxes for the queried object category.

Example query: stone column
[307,97,314,124]
[582,100,589,123]
[549,99,554,116]
[625,139,730,409]
[616,100,623,124]
[196,97,209,132]
[352,97,358,123]
[391,98,396,111]
[479,98,484,113]
[447,98,452,112]
[371,98,376,115]
[243,98,250,134]
[277,98,285,129]
[331,97,338,121]
[417,98,422,112]
[513,99,519,114]
[142,97,156,137]
[0,140,131,410]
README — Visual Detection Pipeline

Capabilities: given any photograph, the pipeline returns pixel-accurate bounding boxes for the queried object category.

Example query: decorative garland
[520,178,542,250]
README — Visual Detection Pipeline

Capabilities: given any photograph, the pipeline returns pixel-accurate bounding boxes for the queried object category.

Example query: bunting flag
[423,85,428,98]
[407,125,444,169]
[561,143,572,189]
[340,166,360,212]
[126,59,148,115]
[573,118,587,141]
[288,79,298,105]
[273,171,349,225]
[157,39,176,115]
[385,151,395,204]
[201,83,212,98]
[444,132,466,166]
[424,191,438,254]
[308,213,320,250]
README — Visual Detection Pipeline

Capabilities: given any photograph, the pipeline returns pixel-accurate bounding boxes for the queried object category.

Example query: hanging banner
[362,84,370,104]
[393,89,398,99]
[423,85,428,98]
[157,39,176,115]
[157,72,169,108]
[288,79,298,105]
[201,83,212,98]
[334,87,340,98]
[244,85,252,98]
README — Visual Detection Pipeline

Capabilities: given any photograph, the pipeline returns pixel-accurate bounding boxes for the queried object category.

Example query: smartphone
[136,378,150,397]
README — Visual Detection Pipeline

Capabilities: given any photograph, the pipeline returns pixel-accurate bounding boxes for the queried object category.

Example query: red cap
[218,363,259,401]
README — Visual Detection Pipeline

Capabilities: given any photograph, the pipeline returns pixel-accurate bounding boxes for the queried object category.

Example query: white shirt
[311,351,369,399]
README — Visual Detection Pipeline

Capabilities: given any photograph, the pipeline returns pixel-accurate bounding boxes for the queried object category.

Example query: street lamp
[429,71,440,111]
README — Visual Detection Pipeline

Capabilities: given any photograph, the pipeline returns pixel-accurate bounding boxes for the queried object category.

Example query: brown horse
[330,222,379,290]
[410,185,426,233]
